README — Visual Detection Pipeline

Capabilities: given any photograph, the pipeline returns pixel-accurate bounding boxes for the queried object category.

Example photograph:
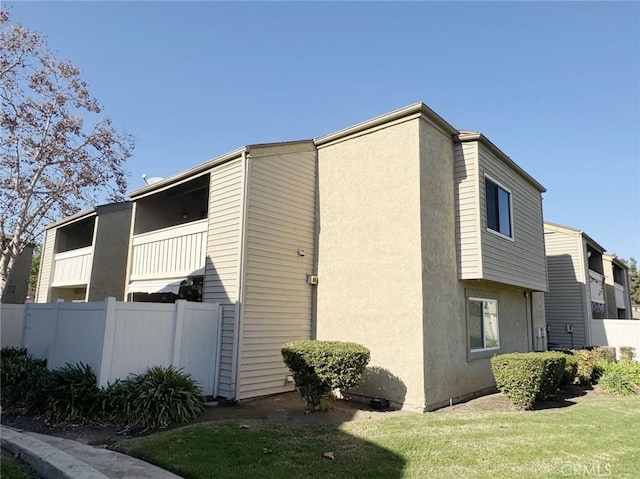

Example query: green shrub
[491,352,566,410]
[561,354,578,386]
[281,340,370,411]
[571,347,616,386]
[592,346,616,363]
[1,353,46,389]
[600,361,640,389]
[110,366,204,429]
[618,347,636,362]
[537,351,567,400]
[21,366,52,414]
[43,362,103,425]
[0,346,28,359]
[0,351,48,410]
[598,371,638,396]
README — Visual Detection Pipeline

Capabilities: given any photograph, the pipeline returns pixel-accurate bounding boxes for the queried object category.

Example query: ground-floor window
[468,297,500,351]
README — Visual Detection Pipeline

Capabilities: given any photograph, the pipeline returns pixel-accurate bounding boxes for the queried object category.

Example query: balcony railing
[614,283,626,308]
[51,246,93,287]
[588,269,605,304]
[130,219,208,281]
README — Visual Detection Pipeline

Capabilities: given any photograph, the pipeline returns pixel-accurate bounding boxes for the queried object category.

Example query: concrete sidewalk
[1,426,183,479]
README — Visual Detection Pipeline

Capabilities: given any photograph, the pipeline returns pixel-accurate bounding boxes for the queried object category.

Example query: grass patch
[121,392,640,479]
[0,453,40,479]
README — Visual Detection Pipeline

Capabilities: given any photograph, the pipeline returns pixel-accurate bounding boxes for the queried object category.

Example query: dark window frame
[485,176,513,239]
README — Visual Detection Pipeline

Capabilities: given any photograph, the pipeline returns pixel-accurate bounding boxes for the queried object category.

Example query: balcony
[588,269,605,304]
[614,283,626,308]
[130,219,207,281]
[51,246,93,287]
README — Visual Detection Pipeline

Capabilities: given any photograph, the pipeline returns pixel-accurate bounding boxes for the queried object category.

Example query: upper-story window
[485,176,512,239]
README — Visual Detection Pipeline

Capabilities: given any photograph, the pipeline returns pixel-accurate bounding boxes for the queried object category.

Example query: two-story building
[34,102,550,411]
[544,222,633,349]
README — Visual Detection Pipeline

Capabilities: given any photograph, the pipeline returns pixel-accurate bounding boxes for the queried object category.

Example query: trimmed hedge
[561,354,578,386]
[491,352,566,410]
[538,352,568,400]
[282,340,370,410]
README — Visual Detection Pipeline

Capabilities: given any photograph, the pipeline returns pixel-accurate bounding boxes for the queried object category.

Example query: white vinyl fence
[0,303,27,348]
[589,319,640,361]
[1,298,222,396]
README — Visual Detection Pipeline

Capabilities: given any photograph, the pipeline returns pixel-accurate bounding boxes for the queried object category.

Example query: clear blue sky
[6,1,640,261]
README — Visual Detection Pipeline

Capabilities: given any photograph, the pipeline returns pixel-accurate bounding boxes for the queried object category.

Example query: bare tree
[0,11,134,295]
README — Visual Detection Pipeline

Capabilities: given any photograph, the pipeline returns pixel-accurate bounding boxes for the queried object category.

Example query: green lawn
[121,392,640,479]
[0,453,40,479]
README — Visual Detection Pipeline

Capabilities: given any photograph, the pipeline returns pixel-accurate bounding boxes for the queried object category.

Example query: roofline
[127,140,316,199]
[543,221,606,252]
[45,201,132,230]
[314,102,458,147]
[45,207,97,230]
[457,131,546,193]
[603,253,629,270]
[127,146,246,198]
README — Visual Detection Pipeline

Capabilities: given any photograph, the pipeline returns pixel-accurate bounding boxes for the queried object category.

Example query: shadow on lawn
[533,385,589,410]
[120,392,409,479]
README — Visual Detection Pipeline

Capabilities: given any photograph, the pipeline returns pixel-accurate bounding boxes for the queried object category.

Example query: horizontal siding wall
[216,305,236,397]
[454,141,481,278]
[35,229,56,303]
[238,144,316,400]
[544,230,588,347]
[478,143,547,291]
[203,157,243,399]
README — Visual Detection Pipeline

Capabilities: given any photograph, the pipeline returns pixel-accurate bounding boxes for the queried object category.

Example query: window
[468,298,500,351]
[485,177,512,238]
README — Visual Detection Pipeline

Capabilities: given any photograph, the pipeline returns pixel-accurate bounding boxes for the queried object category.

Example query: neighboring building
[32,102,550,412]
[314,104,548,411]
[35,202,133,302]
[603,254,633,319]
[543,222,633,349]
[1,239,34,304]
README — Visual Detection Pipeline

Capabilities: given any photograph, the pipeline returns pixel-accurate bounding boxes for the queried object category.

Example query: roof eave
[457,132,546,193]
[127,146,247,198]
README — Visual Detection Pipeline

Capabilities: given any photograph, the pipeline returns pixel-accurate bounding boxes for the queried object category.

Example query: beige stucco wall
[315,115,544,412]
[418,118,469,410]
[423,279,534,410]
[315,118,427,411]
[418,119,534,409]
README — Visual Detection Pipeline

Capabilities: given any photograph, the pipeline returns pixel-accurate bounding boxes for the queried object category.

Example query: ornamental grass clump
[491,352,566,410]
[0,348,49,412]
[43,362,103,425]
[597,361,640,396]
[281,340,370,411]
[110,366,204,429]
